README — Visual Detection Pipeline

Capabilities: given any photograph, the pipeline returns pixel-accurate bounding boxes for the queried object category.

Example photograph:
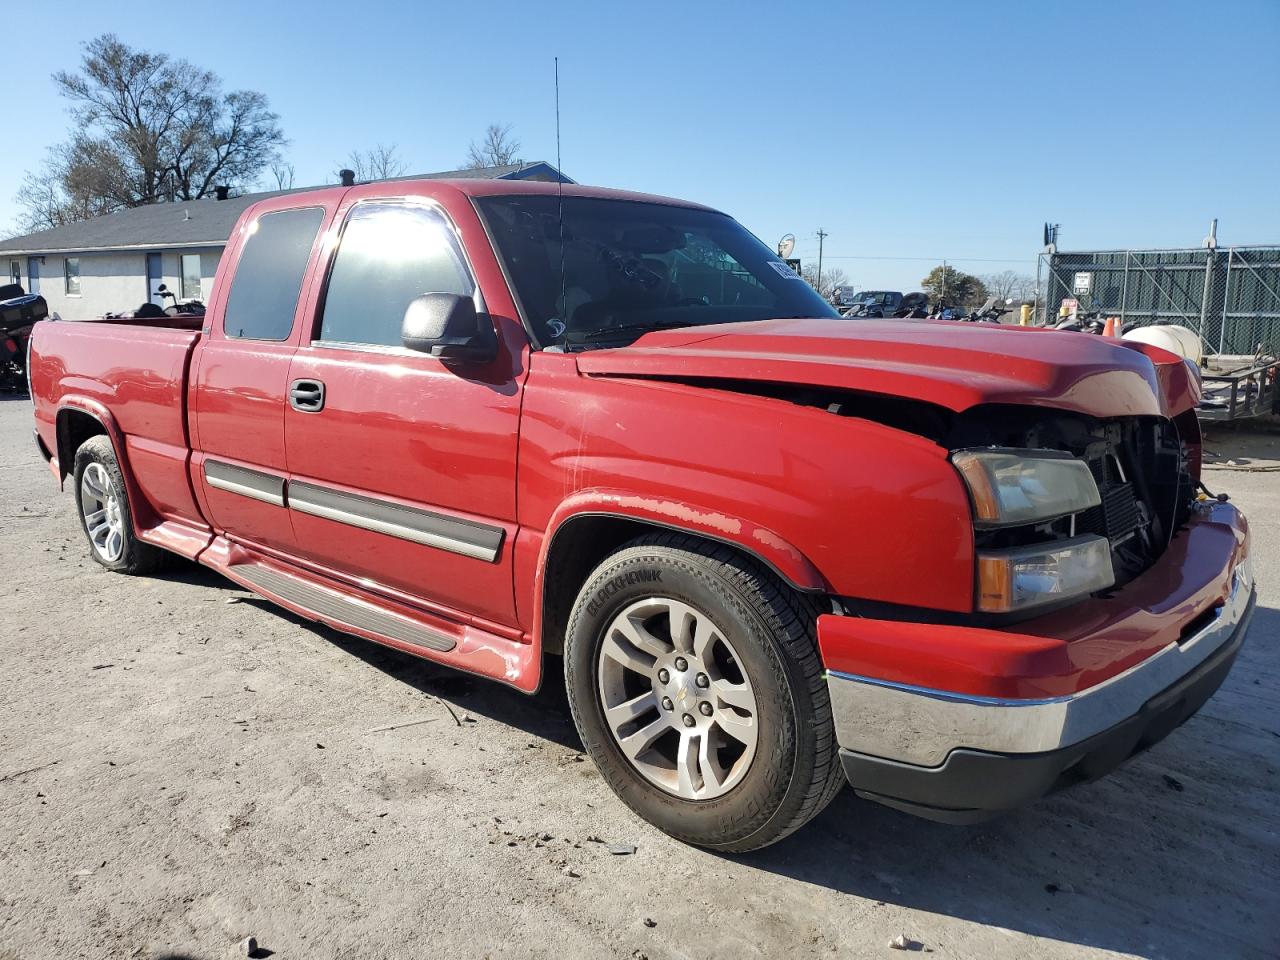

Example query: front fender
[545,488,826,590]
[521,489,827,672]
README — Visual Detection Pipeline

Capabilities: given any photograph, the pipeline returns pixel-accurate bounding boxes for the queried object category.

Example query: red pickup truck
[29,179,1255,850]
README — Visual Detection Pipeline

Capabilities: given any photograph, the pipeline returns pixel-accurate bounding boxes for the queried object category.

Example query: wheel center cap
[667,674,698,707]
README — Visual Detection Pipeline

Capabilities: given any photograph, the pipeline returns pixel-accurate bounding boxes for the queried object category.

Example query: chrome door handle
[289,378,325,412]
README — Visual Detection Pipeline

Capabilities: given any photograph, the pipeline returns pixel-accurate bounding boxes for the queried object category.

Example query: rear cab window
[223,206,326,340]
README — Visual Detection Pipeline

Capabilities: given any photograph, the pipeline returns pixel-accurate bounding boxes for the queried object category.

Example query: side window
[223,207,325,341]
[319,203,474,348]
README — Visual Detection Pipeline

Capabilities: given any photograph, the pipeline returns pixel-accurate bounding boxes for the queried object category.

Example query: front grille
[1077,481,1141,543]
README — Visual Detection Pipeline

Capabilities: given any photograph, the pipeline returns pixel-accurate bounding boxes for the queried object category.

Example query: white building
[0,162,569,319]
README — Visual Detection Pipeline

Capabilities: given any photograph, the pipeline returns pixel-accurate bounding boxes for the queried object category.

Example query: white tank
[1122,324,1203,364]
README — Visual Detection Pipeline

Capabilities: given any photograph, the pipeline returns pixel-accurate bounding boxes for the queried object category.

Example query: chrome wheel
[596,597,759,800]
[79,462,125,563]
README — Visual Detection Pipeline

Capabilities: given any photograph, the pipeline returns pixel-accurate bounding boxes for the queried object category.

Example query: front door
[284,197,524,626]
[192,202,332,556]
[26,258,39,294]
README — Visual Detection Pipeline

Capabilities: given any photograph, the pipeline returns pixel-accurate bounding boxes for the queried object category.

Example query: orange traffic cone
[1102,316,1121,337]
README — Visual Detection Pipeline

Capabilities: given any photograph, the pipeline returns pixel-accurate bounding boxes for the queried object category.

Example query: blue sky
[7,0,1279,291]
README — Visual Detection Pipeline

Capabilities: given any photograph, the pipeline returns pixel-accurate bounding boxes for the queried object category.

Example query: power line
[792,252,1036,264]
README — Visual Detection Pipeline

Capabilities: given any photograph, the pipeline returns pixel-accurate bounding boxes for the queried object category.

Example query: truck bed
[89,313,204,331]
[30,317,206,534]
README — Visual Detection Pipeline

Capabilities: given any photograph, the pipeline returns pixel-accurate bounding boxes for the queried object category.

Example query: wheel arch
[536,503,828,657]
[54,399,154,533]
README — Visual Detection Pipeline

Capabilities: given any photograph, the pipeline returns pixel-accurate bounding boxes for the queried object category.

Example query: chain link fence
[1038,245,1280,357]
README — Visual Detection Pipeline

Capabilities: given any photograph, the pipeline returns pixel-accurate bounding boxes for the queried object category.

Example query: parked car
[843,289,903,317]
[28,178,1255,850]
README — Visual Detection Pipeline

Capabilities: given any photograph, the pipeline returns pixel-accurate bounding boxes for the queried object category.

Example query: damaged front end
[945,405,1201,596]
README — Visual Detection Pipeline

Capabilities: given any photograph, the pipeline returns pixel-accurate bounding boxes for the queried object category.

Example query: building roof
[0,161,570,256]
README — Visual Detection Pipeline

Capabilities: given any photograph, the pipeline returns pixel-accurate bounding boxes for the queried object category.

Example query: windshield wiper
[564,320,693,344]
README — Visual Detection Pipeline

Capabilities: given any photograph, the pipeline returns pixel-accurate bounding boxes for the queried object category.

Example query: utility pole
[941,259,948,306]
[816,228,828,294]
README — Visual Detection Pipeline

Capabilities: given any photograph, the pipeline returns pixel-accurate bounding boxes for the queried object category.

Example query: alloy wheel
[79,462,125,563]
[596,597,760,800]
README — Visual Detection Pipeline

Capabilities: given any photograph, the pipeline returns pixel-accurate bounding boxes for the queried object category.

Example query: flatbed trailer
[1199,355,1280,422]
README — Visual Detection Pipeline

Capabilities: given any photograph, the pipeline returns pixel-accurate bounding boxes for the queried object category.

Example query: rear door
[191,200,335,555]
[283,192,525,626]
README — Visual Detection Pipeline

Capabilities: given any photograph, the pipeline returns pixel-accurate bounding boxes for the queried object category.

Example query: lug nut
[674,657,688,672]
[681,713,695,728]
[657,668,670,684]
[695,673,709,688]
[661,696,673,711]
[698,702,713,717]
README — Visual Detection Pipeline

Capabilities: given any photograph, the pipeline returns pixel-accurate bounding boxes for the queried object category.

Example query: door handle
[289,378,325,413]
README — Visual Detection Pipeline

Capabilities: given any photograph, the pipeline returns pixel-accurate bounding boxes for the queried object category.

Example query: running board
[231,562,456,654]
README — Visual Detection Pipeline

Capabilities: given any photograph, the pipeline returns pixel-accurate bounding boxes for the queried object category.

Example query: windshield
[476,195,838,348]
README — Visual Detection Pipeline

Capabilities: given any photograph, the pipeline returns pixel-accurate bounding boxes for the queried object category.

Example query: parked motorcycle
[928,304,968,321]
[966,296,1014,323]
[0,284,48,393]
[1054,309,1107,335]
[157,283,206,316]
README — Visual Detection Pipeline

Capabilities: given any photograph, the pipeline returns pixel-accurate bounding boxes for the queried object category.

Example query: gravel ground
[1,394,1276,960]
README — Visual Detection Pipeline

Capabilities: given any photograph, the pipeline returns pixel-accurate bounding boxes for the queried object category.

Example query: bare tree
[337,144,408,183]
[801,263,850,300]
[15,34,285,231]
[980,270,1036,302]
[465,123,521,169]
[271,162,296,191]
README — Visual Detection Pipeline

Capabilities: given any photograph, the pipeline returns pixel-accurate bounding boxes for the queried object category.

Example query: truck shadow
[732,602,1280,959]
[156,561,1278,957]
[153,561,584,751]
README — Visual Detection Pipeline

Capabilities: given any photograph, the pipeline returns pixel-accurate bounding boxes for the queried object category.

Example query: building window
[180,253,202,301]
[7,260,18,286]
[64,257,81,296]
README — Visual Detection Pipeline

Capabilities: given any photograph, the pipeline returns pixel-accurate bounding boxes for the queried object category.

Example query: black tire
[72,436,168,575]
[564,532,845,851]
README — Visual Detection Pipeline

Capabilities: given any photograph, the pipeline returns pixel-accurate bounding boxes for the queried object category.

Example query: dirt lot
[1,394,1276,960]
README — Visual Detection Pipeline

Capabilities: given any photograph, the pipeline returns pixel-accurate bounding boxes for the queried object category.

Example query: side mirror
[401,292,497,362]
[157,283,168,294]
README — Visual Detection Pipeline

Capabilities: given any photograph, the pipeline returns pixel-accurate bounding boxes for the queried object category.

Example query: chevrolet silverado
[28,178,1255,850]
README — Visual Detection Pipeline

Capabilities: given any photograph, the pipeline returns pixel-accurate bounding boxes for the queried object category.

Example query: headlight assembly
[953,448,1101,528]
[977,535,1115,613]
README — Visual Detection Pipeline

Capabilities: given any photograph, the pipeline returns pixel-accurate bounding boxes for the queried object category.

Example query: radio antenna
[555,57,567,345]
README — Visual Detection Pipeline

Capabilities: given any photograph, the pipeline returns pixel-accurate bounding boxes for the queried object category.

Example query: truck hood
[575,318,1199,419]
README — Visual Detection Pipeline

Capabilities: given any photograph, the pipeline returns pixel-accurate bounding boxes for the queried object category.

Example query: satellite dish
[777,233,796,260]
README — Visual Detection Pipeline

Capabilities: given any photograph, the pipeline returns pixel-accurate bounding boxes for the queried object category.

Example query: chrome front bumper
[826,554,1255,768]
